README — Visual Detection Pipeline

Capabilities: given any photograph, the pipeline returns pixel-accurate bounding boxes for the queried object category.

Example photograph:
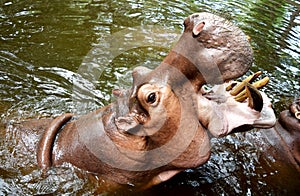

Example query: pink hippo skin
[2,12,277,192]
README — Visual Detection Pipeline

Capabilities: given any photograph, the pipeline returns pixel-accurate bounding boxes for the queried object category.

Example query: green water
[0,0,299,195]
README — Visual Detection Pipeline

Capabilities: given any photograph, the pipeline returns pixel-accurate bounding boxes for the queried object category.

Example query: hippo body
[49,100,208,186]
[1,97,300,193]
[267,102,300,167]
[245,106,300,194]
[38,80,211,188]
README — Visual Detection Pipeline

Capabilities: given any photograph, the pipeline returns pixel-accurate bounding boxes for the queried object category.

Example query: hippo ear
[132,66,152,84]
[193,21,205,37]
[131,66,152,99]
[112,88,129,97]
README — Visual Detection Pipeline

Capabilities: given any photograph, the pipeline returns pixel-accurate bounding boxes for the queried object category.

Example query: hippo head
[182,12,253,84]
[279,98,300,132]
[117,65,207,156]
[128,12,275,138]
[278,98,300,164]
[130,12,254,101]
[113,72,210,184]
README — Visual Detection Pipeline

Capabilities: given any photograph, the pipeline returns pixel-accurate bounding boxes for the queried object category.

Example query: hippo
[263,98,300,167]
[1,12,276,193]
[234,97,299,193]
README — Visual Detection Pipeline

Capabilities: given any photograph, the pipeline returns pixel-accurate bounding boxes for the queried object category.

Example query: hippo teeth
[230,71,262,96]
[290,102,300,119]
[230,74,269,105]
[245,83,263,112]
[295,112,300,120]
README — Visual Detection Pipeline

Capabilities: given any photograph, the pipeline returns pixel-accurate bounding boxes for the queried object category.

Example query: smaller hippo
[247,98,300,193]
[273,98,300,166]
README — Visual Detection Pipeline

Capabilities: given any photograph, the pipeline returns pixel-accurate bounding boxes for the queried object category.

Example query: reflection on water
[0,0,299,195]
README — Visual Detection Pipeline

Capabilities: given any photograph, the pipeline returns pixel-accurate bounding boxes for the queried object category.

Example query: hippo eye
[147,92,156,104]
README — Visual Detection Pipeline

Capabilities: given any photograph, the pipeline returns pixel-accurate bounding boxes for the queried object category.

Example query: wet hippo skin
[130,12,253,96]
[39,75,212,188]
[129,12,275,140]
[2,12,277,192]
[274,99,300,166]
[4,97,298,193]
[36,12,274,189]
[148,100,300,195]
[245,99,300,194]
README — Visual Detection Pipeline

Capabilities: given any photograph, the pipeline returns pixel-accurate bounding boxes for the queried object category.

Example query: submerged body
[1,95,300,194]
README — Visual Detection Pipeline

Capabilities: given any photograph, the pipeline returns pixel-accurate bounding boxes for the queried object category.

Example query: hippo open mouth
[128,12,276,138]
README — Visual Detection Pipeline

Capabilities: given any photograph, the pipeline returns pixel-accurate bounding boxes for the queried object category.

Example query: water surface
[0,0,299,195]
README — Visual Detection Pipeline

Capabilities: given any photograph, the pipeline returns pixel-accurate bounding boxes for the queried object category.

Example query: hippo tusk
[225,72,269,112]
[290,102,300,120]
[225,81,238,91]
[230,71,262,96]
[233,85,248,102]
[233,76,269,102]
[245,83,264,112]
[252,76,270,89]
[295,112,300,120]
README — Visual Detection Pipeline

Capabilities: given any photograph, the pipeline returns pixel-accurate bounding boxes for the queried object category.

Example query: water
[1,0,300,195]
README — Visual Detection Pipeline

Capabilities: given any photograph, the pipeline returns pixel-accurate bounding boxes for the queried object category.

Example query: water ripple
[1,0,300,195]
